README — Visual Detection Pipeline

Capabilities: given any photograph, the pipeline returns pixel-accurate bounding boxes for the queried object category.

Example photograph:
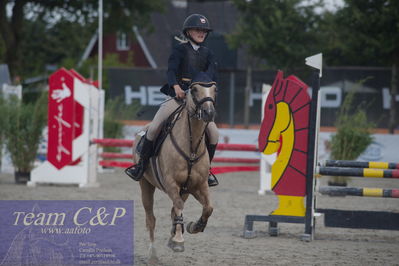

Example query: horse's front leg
[187,182,213,234]
[166,186,188,252]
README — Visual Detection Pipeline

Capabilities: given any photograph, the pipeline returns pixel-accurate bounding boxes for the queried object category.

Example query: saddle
[135,101,210,192]
[136,101,185,157]
[135,102,185,191]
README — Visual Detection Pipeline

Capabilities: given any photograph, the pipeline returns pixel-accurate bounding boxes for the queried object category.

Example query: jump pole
[317,166,399,178]
[259,83,274,195]
[315,209,399,230]
[316,163,399,230]
[323,160,399,170]
[303,53,323,241]
[100,152,260,163]
[318,186,399,198]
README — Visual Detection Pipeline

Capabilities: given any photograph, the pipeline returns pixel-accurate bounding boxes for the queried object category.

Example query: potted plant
[4,94,47,183]
[328,90,374,186]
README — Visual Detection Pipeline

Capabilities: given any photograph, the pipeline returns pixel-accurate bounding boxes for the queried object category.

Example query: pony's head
[186,72,217,122]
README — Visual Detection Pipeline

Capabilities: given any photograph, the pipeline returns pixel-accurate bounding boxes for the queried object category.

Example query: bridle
[188,81,217,120]
[168,82,217,195]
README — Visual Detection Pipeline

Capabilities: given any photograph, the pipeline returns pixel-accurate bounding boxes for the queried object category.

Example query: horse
[132,73,217,261]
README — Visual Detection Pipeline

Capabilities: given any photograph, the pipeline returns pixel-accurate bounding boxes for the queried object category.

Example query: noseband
[191,96,214,119]
[189,82,216,120]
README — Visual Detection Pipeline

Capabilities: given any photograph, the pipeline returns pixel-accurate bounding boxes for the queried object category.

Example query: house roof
[80,1,248,70]
[139,1,245,69]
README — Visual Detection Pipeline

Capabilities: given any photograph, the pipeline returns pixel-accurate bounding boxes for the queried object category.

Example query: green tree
[0,0,164,78]
[19,18,95,78]
[323,0,399,133]
[76,53,134,91]
[228,0,322,71]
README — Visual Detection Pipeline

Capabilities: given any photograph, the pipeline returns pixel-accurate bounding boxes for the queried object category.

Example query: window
[116,32,130,51]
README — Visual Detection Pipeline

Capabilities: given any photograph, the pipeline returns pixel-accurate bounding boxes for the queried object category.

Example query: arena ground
[1,168,398,266]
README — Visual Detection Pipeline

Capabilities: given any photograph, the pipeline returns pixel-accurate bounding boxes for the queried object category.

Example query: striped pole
[98,160,259,173]
[319,186,399,198]
[100,152,260,164]
[99,160,131,168]
[318,166,399,178]
[92,138,258,151]
[324,160,399,170]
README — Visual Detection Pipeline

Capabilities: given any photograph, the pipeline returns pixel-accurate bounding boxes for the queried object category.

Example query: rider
[125,14,219,187]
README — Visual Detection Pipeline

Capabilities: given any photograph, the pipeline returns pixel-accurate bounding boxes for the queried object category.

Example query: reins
[169,93,212,196]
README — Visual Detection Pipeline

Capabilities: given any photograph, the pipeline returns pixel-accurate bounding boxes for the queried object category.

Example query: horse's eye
[268,104,273,109]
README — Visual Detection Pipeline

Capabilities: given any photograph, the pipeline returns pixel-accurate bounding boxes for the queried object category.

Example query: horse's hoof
[167,237,185,252]
[186,221,196,234]
[147,256,159,265]
[148,244,159,264]
[187,221,203,234]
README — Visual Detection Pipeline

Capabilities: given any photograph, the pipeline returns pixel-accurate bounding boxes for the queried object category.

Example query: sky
[323,0,345,11]
[301,0,345,12]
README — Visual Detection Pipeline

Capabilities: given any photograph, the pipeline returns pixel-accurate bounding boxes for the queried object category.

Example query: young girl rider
[125,14,219,187]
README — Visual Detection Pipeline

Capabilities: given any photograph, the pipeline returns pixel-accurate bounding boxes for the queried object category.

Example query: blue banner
[0,200,133,266]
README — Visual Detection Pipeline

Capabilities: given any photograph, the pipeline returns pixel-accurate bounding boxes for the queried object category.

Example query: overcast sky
[324,0,345,11]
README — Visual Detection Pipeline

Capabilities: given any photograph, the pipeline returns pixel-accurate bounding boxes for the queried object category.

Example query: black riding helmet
[182,14,212,44]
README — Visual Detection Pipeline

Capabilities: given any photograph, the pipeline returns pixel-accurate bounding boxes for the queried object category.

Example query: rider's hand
[173,84,186,99]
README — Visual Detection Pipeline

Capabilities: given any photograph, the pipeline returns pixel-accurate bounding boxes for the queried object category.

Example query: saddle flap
[150,156,166,191]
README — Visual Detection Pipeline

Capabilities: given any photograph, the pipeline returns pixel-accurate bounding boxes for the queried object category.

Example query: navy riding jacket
[161,42,217,96]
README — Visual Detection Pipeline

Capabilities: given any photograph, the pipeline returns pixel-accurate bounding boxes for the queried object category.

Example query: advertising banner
[108,67,398,127]
[0,200,133,266]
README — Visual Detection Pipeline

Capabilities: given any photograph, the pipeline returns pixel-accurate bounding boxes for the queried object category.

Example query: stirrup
[125,163,144,181]
[208,170,219,187]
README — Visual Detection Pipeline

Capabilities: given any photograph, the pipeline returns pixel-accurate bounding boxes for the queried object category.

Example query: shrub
[4,94,47,174]
[329,90,374,185]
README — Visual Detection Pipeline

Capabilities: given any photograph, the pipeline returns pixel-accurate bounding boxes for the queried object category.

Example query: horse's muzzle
[201,105,215,122]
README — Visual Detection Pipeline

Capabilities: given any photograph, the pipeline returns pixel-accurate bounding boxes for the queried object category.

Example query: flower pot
[14,171,30,184]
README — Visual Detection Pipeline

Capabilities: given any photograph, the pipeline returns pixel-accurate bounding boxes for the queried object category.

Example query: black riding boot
[125,137,154,181]
[207,143,219,187]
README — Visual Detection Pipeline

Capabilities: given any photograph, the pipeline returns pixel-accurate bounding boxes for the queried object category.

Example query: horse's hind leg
[187,183,213,234]
[139,178,158,262]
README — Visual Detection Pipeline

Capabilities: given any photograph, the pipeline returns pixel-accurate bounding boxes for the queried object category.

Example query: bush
[103,97,139,152]
[4,94,47,174]
[329,90,374,185]
[330,92,374,160]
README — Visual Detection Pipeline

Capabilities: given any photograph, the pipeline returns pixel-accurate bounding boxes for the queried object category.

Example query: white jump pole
[96,0,105,173]
[258,83,275,195]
